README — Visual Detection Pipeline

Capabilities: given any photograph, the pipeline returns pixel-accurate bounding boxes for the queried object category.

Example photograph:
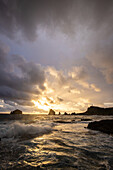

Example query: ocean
[0,114,113,169]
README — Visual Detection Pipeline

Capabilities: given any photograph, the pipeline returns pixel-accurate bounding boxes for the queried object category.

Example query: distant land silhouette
[82,106,113,115]
[48,106,113,115]
[10,109,22,114]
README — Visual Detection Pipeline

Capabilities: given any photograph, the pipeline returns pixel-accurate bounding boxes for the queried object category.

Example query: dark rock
[10,109,22,114]
[84,106,113,115]
[87,119,113,134]
[59,112,61,115]
[49,109,55,115]
[64,112,68,115]
[81,118,92,121]
[71,112,76,115]
[54,120,72,123]
[71,119,75,122]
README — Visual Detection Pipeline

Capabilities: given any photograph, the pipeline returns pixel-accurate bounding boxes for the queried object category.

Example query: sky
[0,0,113,114]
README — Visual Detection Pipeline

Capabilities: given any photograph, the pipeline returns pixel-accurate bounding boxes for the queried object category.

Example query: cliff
[84,106,113,115]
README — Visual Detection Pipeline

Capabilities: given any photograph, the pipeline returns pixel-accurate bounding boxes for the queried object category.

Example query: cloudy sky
[0,0,113,113]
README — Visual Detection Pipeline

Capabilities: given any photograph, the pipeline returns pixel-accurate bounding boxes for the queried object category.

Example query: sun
[32,97,50,111]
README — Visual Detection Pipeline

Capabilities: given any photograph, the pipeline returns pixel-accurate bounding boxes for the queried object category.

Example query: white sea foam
[0,122,53,139]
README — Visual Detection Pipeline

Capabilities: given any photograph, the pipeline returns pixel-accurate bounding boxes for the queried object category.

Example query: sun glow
[32,97,50,111]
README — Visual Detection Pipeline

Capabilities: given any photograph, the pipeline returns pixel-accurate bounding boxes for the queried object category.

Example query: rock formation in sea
[10,109,22,114]
[87,119,113,134]
[84,106,113,115]
[48,109,55,115]
[81,118,92,121]
[71,112,76,115]
[64,112,68,115]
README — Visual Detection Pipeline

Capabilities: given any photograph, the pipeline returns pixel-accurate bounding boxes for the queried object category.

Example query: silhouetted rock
[81,118,92,121]
[49,109,55,115]
[59,112,61,115]
[64,112,68,115]
[54,120,72,123]
[84,106,113,115]
[87,119,113,134]
[10,109,22,114]
[71,112,76,115]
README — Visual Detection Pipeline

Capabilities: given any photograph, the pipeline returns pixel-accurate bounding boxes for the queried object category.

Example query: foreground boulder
[49,109,55,115]
[10,109,22,114]
[87,120,113,134]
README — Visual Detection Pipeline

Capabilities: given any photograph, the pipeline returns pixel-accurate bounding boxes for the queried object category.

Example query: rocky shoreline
[87,119,113,134]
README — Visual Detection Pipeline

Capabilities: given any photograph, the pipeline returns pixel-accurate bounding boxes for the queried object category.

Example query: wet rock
[64,112,68,115]
[87,119,113,134]
[81,118,92,121]
[49,109,55,115]
[54,120,72,123]
[10,109,22,114]
[71,112,76,115]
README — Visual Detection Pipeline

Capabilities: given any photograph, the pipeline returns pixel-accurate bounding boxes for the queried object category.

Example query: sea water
[0,114,113,169]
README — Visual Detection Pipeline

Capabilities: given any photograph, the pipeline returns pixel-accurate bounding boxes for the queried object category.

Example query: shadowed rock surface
[64,112,68,115]
[49,109,55,115]
[10,109,22,114]
[87,120,113,134]
[81,118,92,121]
[71,112,76,115]
[84,106,113,115]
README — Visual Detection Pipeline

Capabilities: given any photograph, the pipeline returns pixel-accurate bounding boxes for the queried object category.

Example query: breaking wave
[0,122,53,140]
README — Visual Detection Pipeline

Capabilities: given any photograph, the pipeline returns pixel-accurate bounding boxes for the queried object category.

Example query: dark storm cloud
[0,0,113,40]
[1,0,113,83]
[0,42,45,106]
[86,39,113,84]
[0,0,113,111]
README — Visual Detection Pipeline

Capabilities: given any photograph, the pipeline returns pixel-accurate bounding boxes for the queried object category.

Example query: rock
[87,119,113,134]
[71,119,75,122]
[59,112,61,115]
[64,112,68,115]
[84,106,113,115]
[81,118,92,121]
[49,109,55,115]
[71,112,76,115]
[10,109,22,114]
[54,120,72,123]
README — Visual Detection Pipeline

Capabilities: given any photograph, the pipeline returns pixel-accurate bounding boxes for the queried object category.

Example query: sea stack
[10,109,22,114]
[49,109,55,115]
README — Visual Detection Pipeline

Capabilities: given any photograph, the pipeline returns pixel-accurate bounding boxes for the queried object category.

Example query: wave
[0,122,53,140]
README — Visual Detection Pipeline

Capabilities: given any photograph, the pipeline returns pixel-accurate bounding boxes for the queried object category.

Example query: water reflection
[0,115,113,169]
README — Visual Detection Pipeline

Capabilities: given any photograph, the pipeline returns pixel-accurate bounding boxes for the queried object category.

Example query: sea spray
[0,122,53,139]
